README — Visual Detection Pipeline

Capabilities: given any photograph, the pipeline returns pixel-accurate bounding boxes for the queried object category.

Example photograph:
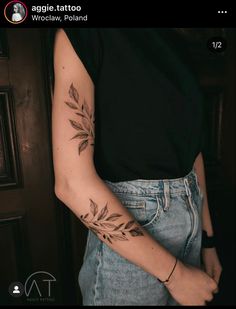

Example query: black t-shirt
[62,28,207,181]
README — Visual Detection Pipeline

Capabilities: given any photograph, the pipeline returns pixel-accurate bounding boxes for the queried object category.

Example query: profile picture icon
[13,285,20,294]
[8,281,24,297]
[4,1,28,24]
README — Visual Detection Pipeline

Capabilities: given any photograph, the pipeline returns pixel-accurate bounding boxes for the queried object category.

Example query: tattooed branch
[80,199,144,244]
[65,83,95,155]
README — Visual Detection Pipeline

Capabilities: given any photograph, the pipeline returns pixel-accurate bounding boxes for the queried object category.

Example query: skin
[193,153,223,288]
[52,28,221,305]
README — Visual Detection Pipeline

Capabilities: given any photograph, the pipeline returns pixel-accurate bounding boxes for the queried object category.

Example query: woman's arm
[193,152,222,286]
[52,28,177,282]
[193,152,214,236]
[52,29,217,305]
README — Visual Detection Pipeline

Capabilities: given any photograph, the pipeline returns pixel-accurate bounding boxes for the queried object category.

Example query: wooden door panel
[0,29,68,305]
[0,213,29,304]
[0,88,21,188]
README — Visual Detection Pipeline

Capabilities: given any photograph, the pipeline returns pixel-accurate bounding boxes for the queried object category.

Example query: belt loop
[163,181,170,211]
[184,178,191,197]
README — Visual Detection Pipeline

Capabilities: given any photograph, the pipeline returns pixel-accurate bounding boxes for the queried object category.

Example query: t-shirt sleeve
[62,28,102,84]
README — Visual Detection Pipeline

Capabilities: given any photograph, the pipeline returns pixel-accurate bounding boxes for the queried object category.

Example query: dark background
[0,28,235,305]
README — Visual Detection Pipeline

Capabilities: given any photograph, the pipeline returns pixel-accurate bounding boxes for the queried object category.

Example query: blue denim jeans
[78,167,204,305]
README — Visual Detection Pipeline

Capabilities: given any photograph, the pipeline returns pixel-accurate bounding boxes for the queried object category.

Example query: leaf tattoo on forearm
[65,83,95,155]
[80,199,144,244]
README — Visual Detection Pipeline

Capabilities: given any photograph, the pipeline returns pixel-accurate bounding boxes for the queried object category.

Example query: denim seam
[163,181,170,211]
[94,241,103,306]
[183,180,199,257]
[141,196,162,228]
[109,190,192,196]
[117,198,146,209]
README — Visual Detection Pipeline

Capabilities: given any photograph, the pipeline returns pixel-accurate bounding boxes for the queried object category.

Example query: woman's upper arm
[52,29,97,191]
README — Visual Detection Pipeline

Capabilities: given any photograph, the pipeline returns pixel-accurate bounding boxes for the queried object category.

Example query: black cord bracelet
[157,257,178,284]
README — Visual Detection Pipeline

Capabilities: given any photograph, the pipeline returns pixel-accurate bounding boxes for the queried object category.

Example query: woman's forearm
[55,173,177,282]
[193,152,214,236]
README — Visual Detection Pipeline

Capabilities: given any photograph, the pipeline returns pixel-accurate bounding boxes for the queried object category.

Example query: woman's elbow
[54,170,99,203]
[54,180,71,203]
[53,170,79,197]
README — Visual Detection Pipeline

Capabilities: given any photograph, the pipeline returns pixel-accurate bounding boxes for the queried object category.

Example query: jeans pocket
[116,193,147,226]
[116,193,162,228]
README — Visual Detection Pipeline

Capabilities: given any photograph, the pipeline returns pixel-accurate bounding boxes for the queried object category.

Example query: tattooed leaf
[83,99,90,116]
[97,204,108,221]
[69,119,83,130]
[78,140,88,154]
[84,213,89,219]
[70,132,89,140]
[76,112,85,117]
[82,117,90,131]
[113,223,125,231]
[112,234,128,241]
[102,222,117,229]
[90,227,99,235]
[107,237,112,244]
[125,220,135,229]
[90,199,98,217]
[65,101,78,110]
[106,213,122,221]
[129,227,144,237]
[69,83,79,103]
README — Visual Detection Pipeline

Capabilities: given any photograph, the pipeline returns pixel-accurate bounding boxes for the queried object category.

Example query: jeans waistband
[104,167,198,197]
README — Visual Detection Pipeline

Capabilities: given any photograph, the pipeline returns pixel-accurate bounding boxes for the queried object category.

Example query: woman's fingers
[213,266,223,285]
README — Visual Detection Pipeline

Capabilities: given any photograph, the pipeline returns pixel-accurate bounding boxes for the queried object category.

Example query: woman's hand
[164,259,218,305]
[201,247,223,290]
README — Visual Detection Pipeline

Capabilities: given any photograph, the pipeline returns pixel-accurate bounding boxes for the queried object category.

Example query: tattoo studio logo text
[31,4,87,22]
[9,271,56,303]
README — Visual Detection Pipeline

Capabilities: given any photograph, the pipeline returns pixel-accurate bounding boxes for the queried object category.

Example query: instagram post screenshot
[0,0,235,306]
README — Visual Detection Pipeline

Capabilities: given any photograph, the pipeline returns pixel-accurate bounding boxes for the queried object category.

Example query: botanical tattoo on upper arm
[80,199,144,244]
[65,83,95,155]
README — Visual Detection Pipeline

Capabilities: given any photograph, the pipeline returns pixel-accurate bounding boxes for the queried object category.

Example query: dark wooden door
[0,28,80,305]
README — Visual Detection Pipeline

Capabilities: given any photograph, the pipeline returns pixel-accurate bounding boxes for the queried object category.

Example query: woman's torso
[62,28,206,182]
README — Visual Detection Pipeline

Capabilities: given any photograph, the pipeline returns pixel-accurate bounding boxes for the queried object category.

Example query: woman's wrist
[157,257,178,284]
[162,259,185,289]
